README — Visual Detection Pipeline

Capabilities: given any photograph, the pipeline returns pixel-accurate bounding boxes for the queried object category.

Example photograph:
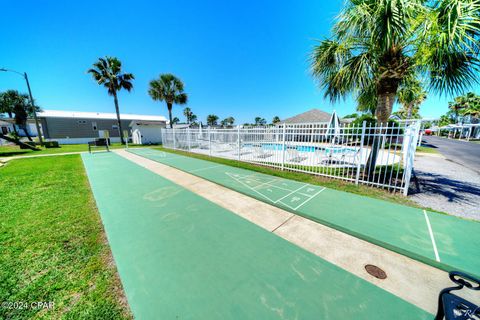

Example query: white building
[130,121,165,145]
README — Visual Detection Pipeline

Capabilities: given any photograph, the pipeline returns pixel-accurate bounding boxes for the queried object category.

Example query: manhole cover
[365,264,387,279]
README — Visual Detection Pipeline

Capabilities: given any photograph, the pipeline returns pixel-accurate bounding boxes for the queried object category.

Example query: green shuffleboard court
[127,148,480,279]
[82,152,430,319]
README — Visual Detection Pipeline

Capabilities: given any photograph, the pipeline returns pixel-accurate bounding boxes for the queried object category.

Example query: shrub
[19,141,37,149]
[44,141,59,148]
[346,114,403,145]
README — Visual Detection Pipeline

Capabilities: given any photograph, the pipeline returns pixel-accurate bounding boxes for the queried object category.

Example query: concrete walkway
[116,149,478,314]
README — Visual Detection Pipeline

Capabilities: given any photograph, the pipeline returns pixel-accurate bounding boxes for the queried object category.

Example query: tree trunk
[406,103,414,119]
[22,124,33,141]
[168,103,173,129]
[113,92,125,144]
[367,92,396,174]
[0,133,39,150]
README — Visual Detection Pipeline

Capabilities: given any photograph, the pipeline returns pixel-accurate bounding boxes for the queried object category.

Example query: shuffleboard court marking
[235,174,298,192]
[251,178,281,190]
[226,171,324,212]
[226,172,278,203]
[274,184,309,204]
[423,210,441,262]
[293,187,326,210]
[189,164,224,173]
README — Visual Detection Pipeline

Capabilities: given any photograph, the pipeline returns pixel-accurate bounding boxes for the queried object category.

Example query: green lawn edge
[0,155,132,319]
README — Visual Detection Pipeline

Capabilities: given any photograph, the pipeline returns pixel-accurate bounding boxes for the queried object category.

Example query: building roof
[38,110,167,122]
[279,109,332,124]
[129,120,166,126]
[173,123,193,129]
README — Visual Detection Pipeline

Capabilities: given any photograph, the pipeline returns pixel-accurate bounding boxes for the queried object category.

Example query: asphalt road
[421,135,480,173]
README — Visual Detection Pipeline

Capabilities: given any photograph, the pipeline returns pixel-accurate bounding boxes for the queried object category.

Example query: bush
[44,141,59,148]
[346,114,403,145]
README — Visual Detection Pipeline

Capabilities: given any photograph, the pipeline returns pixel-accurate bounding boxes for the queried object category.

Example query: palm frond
[87,56,134,96]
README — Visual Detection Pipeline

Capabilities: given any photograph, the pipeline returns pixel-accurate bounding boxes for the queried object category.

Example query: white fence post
[417,130,423,147]
[187,127,191,151]
[355,121,366,185]
[281,123,286,171]
[173,127,176,149]
[237,125,241,161]
[208,127,212,157]
[403,121,420,196]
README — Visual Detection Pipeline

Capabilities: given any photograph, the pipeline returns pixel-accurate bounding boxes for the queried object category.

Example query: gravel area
[409,153,480,221]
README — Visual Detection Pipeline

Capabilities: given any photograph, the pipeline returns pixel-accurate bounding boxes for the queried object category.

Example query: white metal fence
[161,121,421,194]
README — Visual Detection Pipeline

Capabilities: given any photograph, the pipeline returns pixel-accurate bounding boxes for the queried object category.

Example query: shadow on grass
[0,151,32,157]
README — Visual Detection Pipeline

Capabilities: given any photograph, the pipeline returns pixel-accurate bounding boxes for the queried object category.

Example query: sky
[0,0,476,124]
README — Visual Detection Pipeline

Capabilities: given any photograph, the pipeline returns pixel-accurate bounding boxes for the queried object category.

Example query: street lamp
[0,68,44,145]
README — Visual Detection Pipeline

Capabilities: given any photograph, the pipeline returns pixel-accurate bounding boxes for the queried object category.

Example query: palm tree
[183,107,195,124]
[148,74,188,128]
[462,104,480,118]
[0,90,19,134]
[206,114,219,126]
[311,0,480,168]
[397,78,427,119]
[220,117,235,127]
[87,57,134,144]
[2,90,41,141]
[272,116,281,124]
[254,117,266,126]
[172,117,180,125]
[190,114,198,124]
[450,92,480,123]
[13,93,33,141]
[311,0,479,123]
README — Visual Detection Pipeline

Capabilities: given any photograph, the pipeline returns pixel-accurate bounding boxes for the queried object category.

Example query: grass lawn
[0,143,142,158]
[0,155,131,319]
[416,146,439,154]
[152,146,430,209]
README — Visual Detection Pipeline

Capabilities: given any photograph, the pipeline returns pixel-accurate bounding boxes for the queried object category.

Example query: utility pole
[24,72,43,145]
[0,68,44,145]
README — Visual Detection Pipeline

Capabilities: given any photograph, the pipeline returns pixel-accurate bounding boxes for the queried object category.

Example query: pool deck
[185,143,401,168]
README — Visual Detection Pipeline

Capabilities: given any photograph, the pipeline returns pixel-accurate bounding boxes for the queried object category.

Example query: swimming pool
[244,143,356,153]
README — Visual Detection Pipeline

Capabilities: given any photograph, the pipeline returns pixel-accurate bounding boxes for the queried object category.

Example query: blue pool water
[245,143,355,153]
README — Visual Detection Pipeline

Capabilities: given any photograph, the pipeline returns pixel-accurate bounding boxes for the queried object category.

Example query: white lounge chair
[253,145,273,159]
[286,148,307,163]
[315,146,360,166]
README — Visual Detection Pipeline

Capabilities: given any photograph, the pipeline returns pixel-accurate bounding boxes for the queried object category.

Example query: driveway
[409,136,480,221]
[421,135,480,173]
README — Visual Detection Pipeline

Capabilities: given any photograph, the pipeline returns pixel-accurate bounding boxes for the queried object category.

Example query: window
[92,122,97,131]
[77,120,87,124]
[112,125,118,130]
